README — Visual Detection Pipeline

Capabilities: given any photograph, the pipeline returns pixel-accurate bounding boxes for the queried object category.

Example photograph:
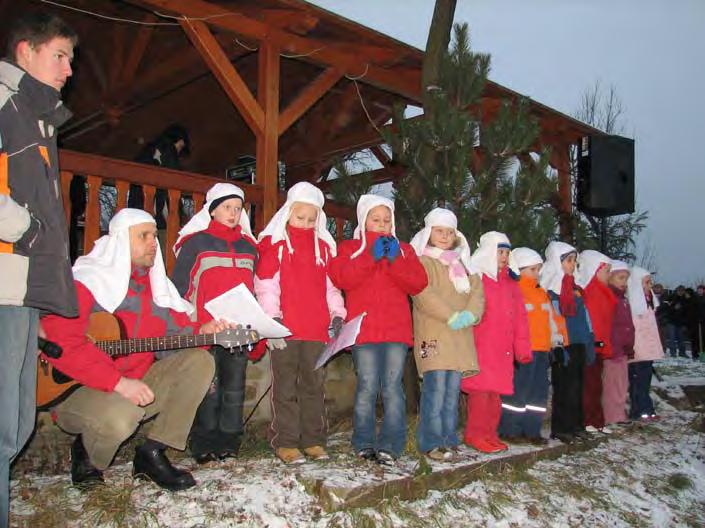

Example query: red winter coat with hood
[460,268,531,395]
[329,231,427,346]
[584,277,618,358]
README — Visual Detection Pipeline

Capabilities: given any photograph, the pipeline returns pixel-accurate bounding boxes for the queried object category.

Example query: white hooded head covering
[257,181,336,265]
[627,266,658,316]
[73,208,194,315]
[409,207,471,268]
[610,259,630,273]
[539,241,577,294]
[576,249,612,288]
[509,247,543,275]
[174,183,253,255]
[468,231,511,281]
[351,194,397,259]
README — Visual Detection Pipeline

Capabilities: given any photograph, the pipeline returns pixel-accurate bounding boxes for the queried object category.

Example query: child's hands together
[372,236,387,261]
[370,236,400,262]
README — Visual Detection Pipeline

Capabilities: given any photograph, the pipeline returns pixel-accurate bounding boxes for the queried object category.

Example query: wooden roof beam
[130,0,422,101]
[180,18,264,134]
[278,67,343,135]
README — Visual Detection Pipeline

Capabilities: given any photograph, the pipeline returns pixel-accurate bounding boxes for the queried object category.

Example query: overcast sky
[310,0,705,286]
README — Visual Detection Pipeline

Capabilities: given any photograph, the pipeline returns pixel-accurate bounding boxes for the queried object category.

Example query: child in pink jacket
[254,182,346,464]
[627,266,664,421]
[461,232,531,453]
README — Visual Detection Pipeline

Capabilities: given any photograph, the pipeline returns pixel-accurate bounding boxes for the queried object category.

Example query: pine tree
[386,23,559,248]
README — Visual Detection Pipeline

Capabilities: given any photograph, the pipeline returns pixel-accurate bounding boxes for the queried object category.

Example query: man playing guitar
[41,209,239,491]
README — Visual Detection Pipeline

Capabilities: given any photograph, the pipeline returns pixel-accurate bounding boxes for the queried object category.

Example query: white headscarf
[409,207,471,269]
[627,266,659,316]
[510,247,543,275]
[468,231,511,281]
[576,249,612,288]
[174,183,253,256]
[539,241,577,294]
[257,181,336,265]
[73,209,194,315]
[610,259,630,272]
[351,194,397,259]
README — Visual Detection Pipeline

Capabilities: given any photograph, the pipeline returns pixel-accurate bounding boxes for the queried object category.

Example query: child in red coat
[254,182,346,464]
[577,250,617,434]
[461,232,531,453]
[329,195,427,464]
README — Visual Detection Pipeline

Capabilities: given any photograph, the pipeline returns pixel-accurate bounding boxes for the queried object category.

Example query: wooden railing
[58,150,355,273]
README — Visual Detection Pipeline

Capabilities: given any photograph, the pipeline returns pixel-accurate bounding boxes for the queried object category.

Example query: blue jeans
[351,342,407,458]
[0,306,39,528]
[417,370,461,453]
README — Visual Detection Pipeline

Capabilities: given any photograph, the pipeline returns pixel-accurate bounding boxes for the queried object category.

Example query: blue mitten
[371,236,387,261]
[457,310,477,328]
[385,237,401,262]
[447,312,464,330]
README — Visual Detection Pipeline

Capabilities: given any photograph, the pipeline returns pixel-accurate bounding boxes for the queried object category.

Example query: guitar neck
[95,333,216,357]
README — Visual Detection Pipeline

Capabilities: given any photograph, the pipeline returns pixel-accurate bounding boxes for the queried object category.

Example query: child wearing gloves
[577,250,617,434]
[498,248,568,445]
[540,241,595,443]
[171,183,262,463]
[254,182,346,464]
[329,195,427,465]
[460,232,531,454]
[602,260,635,425]
[409,208,485,461]
[627,267,664,421]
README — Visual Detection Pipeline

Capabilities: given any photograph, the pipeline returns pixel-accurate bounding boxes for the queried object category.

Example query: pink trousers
[602,356,629,424]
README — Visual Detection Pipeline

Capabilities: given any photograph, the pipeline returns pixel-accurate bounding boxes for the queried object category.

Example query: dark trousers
[582,356,605,428]
[551,344,586,436]
[269,340,326,449]
[190,345,248,456]
[499,351,550,438]
[628,361,655,418]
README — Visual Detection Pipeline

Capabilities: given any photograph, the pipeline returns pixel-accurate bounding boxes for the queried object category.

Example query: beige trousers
[55,348,215,469]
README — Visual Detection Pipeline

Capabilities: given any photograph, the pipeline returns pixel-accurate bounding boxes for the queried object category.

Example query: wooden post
[552,146,573,241]
[256,40,280,225]
[83,175,102,253]
[143,185,157,216]
[115,180,130,211]
[166,188,182,273]
[59,171,73,226]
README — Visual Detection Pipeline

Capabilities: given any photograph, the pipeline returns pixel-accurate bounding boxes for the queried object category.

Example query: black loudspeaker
[576,134,635,216]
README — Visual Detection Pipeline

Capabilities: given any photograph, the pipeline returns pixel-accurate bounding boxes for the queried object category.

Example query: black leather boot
[71,435,104,488]
[133,441,196,491]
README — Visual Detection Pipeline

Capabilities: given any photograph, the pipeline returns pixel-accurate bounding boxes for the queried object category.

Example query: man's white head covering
[257,181,336,265]
[576,249,612,288]
[409,207,471,269]
[509,247,543,275]
[174,183,253,256]
[539,241,577,294]
[73,209,194,315]
[351,194,397,259]
[627,266,658,316]
[469,231,511,281]
[610,259,630,273]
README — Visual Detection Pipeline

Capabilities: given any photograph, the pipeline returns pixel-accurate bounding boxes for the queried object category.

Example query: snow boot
[71,435,104,489]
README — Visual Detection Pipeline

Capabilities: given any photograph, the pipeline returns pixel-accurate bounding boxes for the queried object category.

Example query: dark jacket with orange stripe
[0,61,77,317]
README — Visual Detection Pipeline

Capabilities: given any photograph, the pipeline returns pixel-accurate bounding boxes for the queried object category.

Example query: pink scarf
[423,246,471,293]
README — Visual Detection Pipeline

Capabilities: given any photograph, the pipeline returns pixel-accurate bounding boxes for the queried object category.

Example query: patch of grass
[559,478,611,510]
[484,489,513,519]
[16,480,82,528]
[238,423,272,460]
[82,477,158,528]
[666,472,693,492]
[378,496,427,528]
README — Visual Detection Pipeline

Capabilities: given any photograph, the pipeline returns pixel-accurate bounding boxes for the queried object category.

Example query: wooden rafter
[180,18,264,134]
[278,67,343,135]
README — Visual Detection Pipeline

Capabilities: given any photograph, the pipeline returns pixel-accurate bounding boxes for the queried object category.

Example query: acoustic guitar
[36,312,260,410]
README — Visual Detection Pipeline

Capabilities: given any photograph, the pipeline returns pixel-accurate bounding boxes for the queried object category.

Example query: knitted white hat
[469,231,511,281]
[350,194,396,259]
[576,249,612,288]
[539,241,577,294]
[409,207,471,269]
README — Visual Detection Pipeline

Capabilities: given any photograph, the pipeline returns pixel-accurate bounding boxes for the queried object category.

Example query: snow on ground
[10,356,705,527]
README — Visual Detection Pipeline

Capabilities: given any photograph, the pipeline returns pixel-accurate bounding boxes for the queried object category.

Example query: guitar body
[36,312,123,410]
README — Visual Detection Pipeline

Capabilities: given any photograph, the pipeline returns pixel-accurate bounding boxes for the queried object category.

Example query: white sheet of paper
[315,313,366,370]
[204,284,291,339]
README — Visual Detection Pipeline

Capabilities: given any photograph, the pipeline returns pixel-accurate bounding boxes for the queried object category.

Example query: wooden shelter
[2,0,602,270]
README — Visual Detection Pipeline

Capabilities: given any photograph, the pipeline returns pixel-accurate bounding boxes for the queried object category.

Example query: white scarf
[73,209,194,315]
[576,249,612,288]
[174,182,253,256]
[469,231,511,281]
[627,266,659,317]
[257,181,336,265]
[350,194,397,259]
[539,241,577,294]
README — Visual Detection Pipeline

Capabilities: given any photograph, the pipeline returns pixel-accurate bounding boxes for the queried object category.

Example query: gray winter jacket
[0,60,77,317]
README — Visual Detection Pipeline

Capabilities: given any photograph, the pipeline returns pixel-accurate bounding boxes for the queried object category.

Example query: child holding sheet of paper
[254,182,346,464]
[171,183,261,463]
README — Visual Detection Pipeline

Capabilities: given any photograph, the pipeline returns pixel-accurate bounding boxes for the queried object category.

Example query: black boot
[133,441,196,491]
[71,435,104,488]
